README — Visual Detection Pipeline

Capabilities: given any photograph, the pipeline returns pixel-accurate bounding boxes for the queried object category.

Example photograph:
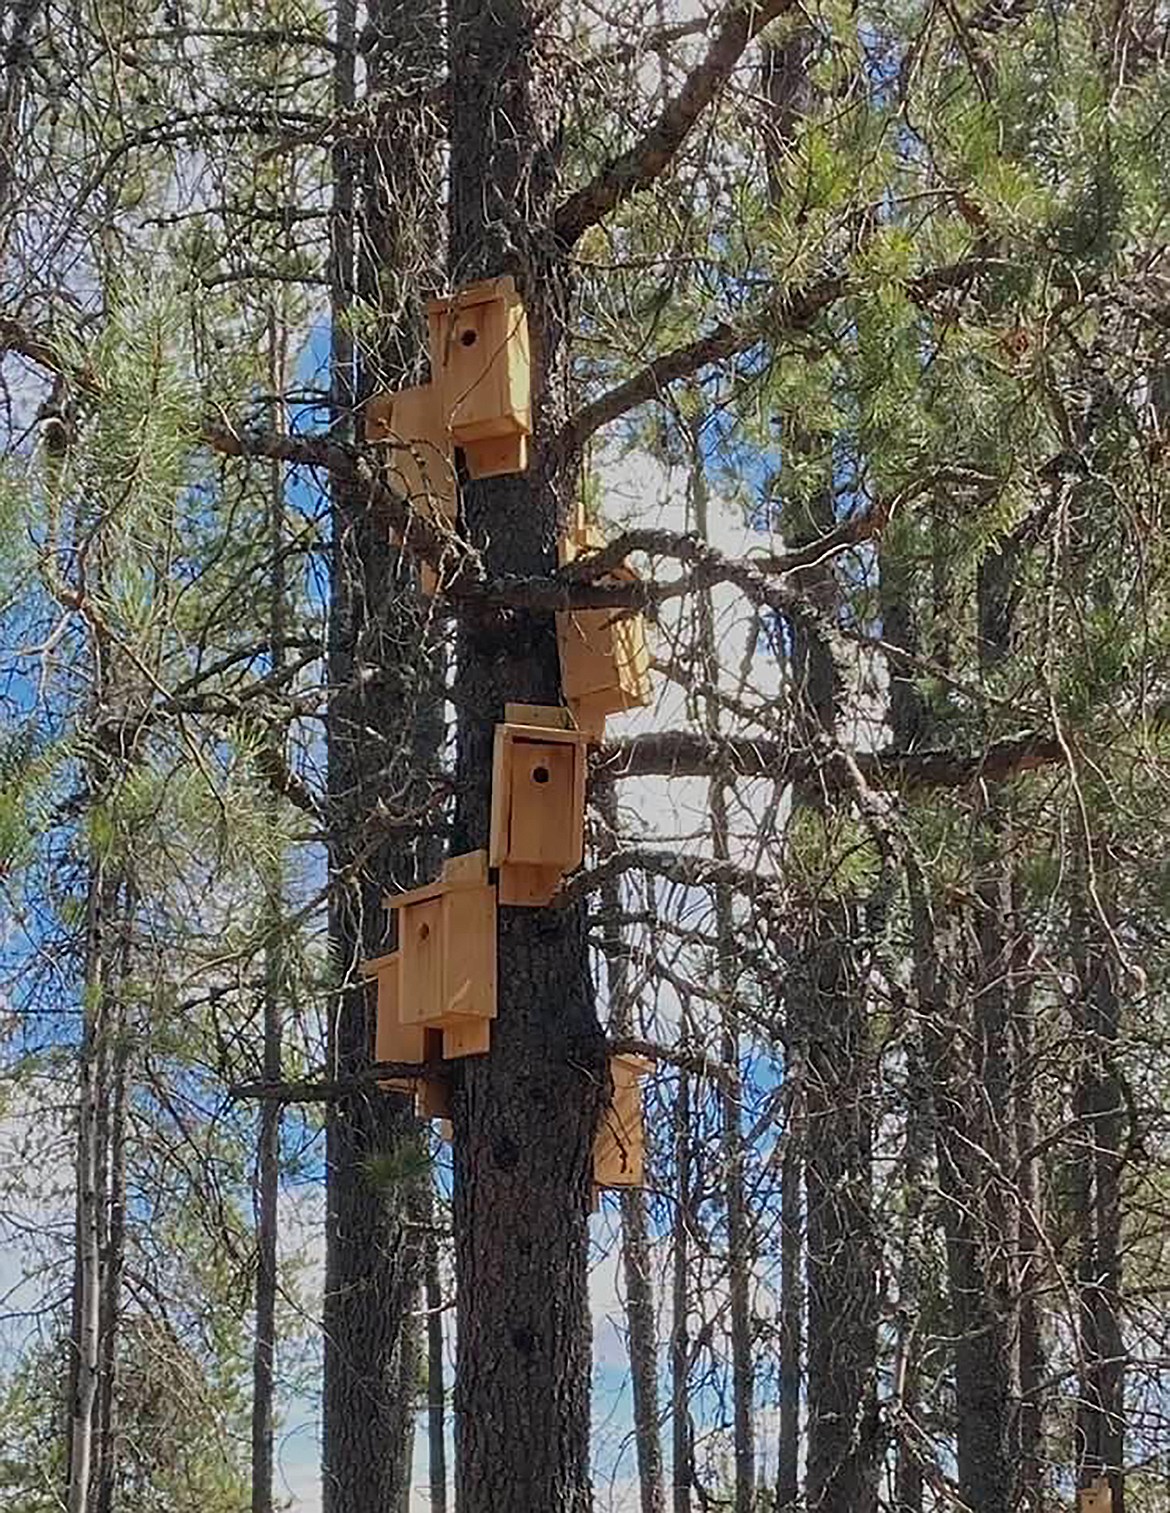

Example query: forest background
[2,1,1170,1511]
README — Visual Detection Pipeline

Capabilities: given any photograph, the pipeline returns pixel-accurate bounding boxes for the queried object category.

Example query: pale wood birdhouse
[1077,1478,1112,1513]
[381,850,497,1057]
[362,951,448,1117]
[489,704,589,906]
[427,275,531,478]
[594,1053,651,1190]
[364,382,456,596]
[557,516,651,742]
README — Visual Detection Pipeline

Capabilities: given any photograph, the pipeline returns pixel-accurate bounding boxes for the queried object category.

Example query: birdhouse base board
[443,1017,492,1059]
[463,432,529,478]
[498,863,563,908]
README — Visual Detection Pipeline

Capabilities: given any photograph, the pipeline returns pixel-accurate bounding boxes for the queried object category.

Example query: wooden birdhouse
[557,516,651,742]
[489,704,589,906]
[594,1053,651,1190]
[362,951,448,1117]
[427,275,531,478]
[1077,1479,1112,1513]
[364,382,456,596]
[384,849,497,1057]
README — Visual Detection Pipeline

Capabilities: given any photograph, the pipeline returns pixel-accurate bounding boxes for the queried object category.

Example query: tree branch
[598,729,1065,790]
[562,252,1007,449]
[555,0,796,246]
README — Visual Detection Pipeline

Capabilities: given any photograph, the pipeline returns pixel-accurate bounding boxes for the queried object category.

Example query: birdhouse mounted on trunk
[361,951,449,1118]
[593,1053,651,1192]
[370,850,496,1059]
[364,382,455,596]
[388,850,496,1051]
[489,704,589,906]
[557,515,652,741]
[427,275,531,478]
[1077,1479,1112,1513]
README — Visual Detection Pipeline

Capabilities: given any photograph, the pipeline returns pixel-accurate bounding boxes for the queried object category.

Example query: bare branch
[555,0,796,246]
[598,729,1065,790]
[563,253,1007,448]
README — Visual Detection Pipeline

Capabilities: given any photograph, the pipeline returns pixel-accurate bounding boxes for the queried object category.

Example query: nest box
[361,952,449,1117]
[489,704,589,906]
[594,1054,651,1190]
[557,517,651,741]
[427,276,531,478]
[380,850,497,1057]
[1077,1480,1112,1513]
[365,383,455,596]
[363,859,496,1059]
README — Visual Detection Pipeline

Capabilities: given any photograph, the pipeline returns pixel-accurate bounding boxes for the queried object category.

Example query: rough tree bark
[252,312,288,1513]
[1071,882,1126,1513]
[671,1054,694,1513]
[444,4,606,1510]
[67,863,124,1513]
[322,1,443,1508]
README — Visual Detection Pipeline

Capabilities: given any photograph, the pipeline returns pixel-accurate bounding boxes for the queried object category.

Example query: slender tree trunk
[67,865,119,1513]
[252,311,288,1513]
[774,1073,802,1512]
[445,5,605,1509]
[1014,959,1044,1513]
[877,514,928,1513]
[891,1038,929,1513]
[795,904,879,1513]
[689,430,755,1513]
[780,438,879,1512]
[671,1063,693,1513]
[597,778,665,1513]
[423,1205,447,1513]
[1071,883,1126,1513]
[93,900,130,1513]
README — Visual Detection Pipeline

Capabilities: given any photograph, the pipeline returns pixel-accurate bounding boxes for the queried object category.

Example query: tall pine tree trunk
[423,1201,448,1513]
[445,8,605,1508]
[1071,881,1126,1513]
[252,311,288,1513]
[93,893,130,1513]
[783,451,879,1513]
[323,0,442,1505]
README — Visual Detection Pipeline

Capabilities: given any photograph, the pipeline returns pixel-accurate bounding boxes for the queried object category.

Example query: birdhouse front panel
[442,884,497,1022]
[427,276,531,476]
[557,603,651,712]
[556,514,652,734]
[385,850,497,1039]
[507,739,580,867]
[400,897,446,1026]
[490,716,589,889]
